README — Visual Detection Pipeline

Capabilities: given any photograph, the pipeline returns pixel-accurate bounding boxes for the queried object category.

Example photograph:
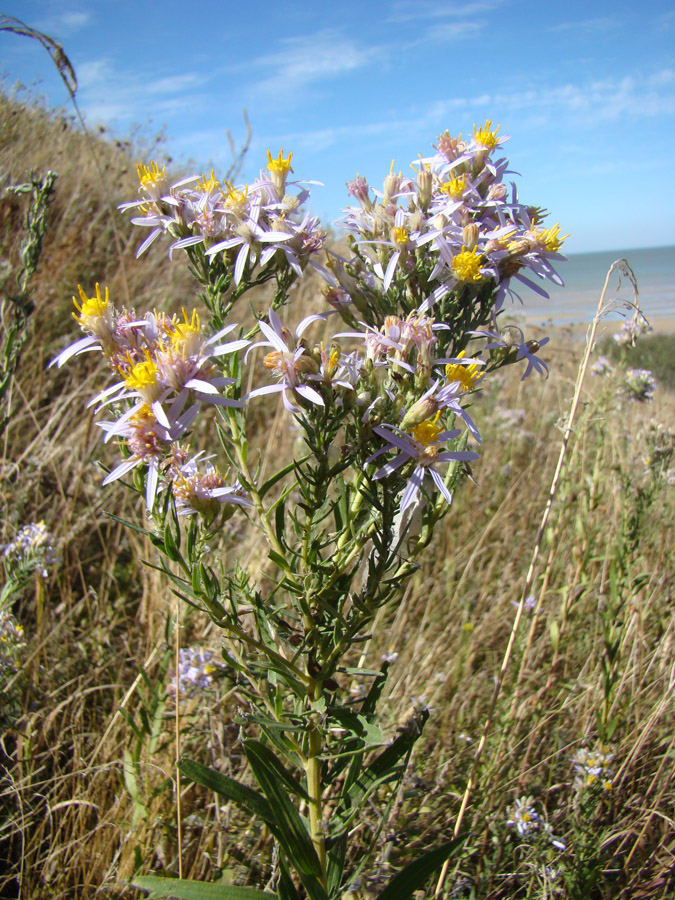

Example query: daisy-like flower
[246,309,328,412]
[171,453,252,520]
[205,192,294,285]
[471,326,550,380]
[168,646,222,698]
[366,417,479,512]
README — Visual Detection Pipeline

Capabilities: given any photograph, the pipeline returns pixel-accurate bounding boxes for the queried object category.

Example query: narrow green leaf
[244,739,311,802]
[178,759,273,824]
[244,743,324,883]
[268,548,293,574]
[132,876,276,899]
[259,458,307,499]
[375,837,467,900]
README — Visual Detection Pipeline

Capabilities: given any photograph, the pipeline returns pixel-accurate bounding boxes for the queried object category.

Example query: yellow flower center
[136,161,166,190]
[168,308,202,351]
[72,283,108,325]
[125,357,159,392]
[452,246,484,282]
[197,169,220,193]
[392,225,408,247]
[473,119,501,150]
[411,414,442,446]
[440,174,466,201]
[266,148,294,176]
[538,223,569,252]
[445,350,484,391]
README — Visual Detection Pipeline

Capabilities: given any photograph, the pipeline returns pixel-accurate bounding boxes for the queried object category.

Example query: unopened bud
[400,395,439,429]
[463,223,479,251]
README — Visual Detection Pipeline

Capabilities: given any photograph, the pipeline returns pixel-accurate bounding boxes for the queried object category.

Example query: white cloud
[36,9,92,36]
[246,29,382,103]
[388,0,504,22]
[77,59,113,88]
[548,17,618,34]
[145,73,208,95]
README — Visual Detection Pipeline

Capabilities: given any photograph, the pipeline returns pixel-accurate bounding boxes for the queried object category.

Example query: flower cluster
[613,314,651,348]
[590,355,615,377]
[638,420,675,482]
[506,796,565,850]
[51,285,249,509]
[1,521,58,579]
[53,135,562,526]
[621,367,656,403]
[333,121,566,318]
[0,610,25,678]
[120,151,326,284]
[571,746,614,792]
[168,646,222,698]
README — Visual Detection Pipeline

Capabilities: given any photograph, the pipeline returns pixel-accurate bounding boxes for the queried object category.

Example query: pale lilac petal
[102,457,141,486]
[49,335,99,368]
[383,251,400,292]
[295,384,324,406]
[430,468,454,505]
[146,459,159,510]
[400,468,424,512]
[136,228,162,257]
[234,243,250,285]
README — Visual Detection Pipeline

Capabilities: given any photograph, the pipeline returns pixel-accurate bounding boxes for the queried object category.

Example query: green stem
[306,681,327,889]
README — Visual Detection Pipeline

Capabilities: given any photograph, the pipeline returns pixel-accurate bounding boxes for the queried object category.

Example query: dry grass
[1,92,674,899]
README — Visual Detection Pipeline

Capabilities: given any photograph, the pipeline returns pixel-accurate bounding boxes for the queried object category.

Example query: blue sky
[2,0,675,253]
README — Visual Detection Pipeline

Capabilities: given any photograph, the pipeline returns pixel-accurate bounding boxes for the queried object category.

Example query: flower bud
[463,223,479,251]
[400,395,439,429]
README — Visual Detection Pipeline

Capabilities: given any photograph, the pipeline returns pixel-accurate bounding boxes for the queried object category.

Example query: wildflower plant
[51,124,565,899]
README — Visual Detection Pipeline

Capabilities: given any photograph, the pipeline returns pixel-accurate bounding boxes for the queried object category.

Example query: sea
[516,244,674,326]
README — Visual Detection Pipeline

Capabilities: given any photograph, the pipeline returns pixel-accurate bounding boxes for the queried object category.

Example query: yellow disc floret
[168,308,202,355]
[445,350,484,391]
[266,148,294,177]
[411,413,442,446]
[439,173,466,201]
[124,354,160,393]
[537,223,569,252]
[197,169,220,194]
[72,283,108,326]
[473,119,501,150]
[136,161,166,191]
[452,246,485,282]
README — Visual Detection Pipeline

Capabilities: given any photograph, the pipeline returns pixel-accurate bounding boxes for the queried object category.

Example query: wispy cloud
[388,0,503,22]
[431,69,675,123]
[145,73,209,96]
[36,10,92,37]
[245,29,383,104]
[548,17,619,35]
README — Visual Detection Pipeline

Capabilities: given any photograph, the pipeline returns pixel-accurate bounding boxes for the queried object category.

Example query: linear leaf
[375,837,466,900]
[178,759,272,824]
[132,876,276,899]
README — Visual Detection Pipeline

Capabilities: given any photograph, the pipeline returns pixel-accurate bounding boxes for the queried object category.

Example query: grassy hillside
[1,91,674,899]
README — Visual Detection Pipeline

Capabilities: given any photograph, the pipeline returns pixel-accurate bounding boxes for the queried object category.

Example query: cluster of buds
[638,420,675,481]
[613,314,652,348]
[0,610,25,678]
[621,367,656,403]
